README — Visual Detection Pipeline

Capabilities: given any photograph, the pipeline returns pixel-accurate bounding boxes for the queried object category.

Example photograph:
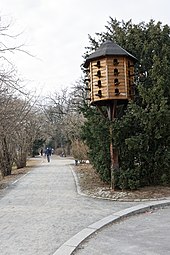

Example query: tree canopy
[81,18,170,189]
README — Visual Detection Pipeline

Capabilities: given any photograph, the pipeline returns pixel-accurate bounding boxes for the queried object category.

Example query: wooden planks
[89,56,135,103]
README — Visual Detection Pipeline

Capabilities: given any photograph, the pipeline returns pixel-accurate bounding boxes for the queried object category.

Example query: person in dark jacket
[45,147,52,162]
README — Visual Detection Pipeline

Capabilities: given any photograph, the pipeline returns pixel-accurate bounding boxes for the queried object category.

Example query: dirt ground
[0,158,40,193]
[74,163,170,201]
[1,158,170,201]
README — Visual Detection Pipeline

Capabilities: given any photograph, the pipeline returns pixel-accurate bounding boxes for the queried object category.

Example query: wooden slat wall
[91,58,108,101]
[107,56,127,98]
[125,59,135,98]
[89,56,135,103]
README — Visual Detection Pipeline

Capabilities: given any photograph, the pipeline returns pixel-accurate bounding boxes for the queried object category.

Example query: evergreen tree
[81,105,111,182]
[82,18,170,189]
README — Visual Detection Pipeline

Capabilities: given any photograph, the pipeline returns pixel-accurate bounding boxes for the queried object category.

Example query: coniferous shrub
[81,19,170,189]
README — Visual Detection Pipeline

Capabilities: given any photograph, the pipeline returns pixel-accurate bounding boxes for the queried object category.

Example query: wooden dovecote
[83,40,137,105]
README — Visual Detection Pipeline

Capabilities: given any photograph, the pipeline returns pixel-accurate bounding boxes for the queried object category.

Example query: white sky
[0,0,170,95]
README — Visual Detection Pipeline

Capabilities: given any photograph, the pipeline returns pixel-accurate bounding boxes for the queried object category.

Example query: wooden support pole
[107,101,119,190]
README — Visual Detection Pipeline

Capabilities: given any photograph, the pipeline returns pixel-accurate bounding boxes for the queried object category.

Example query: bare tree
[0,17,37,176]
[42,82,88,158]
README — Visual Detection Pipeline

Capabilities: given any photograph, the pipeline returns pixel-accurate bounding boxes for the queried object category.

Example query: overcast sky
[0,0,170,95]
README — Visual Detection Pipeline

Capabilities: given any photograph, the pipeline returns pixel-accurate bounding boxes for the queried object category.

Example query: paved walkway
[0,156,169,255]
[73,206,170,255]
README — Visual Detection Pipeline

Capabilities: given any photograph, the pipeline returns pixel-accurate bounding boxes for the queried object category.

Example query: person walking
[45,147,52,162]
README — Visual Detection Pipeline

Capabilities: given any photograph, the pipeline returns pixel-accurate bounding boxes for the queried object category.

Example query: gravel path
[74,206,170,255]
[0,156,137,255]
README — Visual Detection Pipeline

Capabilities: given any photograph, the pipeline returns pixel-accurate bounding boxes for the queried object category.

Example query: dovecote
[83,40,137,105]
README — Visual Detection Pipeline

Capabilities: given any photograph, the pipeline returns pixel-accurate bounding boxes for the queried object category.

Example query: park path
[0,156,137,255]
[74,206,170,255]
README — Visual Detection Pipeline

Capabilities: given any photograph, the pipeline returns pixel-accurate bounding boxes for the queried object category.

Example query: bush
[71,139,89,161]
[116,167,140,190]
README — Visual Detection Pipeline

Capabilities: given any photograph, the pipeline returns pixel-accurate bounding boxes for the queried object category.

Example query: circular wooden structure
[84,40,137,106]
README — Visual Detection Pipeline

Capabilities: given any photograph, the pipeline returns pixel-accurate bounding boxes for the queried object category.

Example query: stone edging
[53,199,170,255]
[52,166,170,255]
[70,166,170,202]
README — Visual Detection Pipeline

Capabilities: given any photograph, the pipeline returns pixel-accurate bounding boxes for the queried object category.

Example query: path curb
[53,197,170,255]
[70,166,170,202]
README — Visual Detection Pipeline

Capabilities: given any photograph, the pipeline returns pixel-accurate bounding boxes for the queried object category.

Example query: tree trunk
[1,137,13,176]
[15,152,27,169]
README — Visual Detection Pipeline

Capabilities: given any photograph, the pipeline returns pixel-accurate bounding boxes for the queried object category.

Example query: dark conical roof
[84,40,137,67]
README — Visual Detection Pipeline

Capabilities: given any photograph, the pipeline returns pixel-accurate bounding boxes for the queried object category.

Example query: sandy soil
[0,158,40,192]
[74,163,170,201]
